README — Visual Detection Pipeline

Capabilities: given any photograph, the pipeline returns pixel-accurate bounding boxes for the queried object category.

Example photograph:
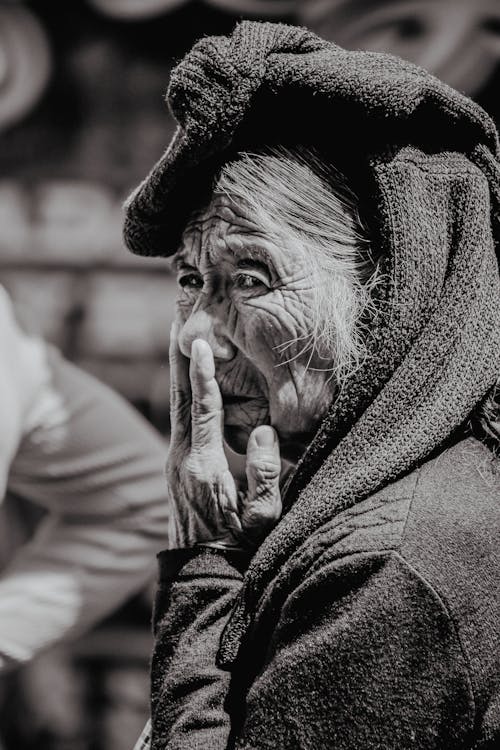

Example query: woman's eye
[234,273,268,290]
[178,273,203,289]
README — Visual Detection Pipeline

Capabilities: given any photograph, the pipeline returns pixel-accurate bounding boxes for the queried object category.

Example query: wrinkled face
[174,194,336,459]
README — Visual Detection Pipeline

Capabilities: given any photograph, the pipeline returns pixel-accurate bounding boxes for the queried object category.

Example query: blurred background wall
[1,1,499,748]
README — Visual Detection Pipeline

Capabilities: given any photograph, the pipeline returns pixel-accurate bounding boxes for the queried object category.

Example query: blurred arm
[0,347,171,668]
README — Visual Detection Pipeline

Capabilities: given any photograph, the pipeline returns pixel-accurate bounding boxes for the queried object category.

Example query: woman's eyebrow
[230,243,278,275]
[236,257,271,274]
[172,256,197,272]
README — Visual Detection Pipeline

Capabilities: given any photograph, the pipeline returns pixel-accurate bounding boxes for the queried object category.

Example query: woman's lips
[223,425,250,453]
[221,393,269,452]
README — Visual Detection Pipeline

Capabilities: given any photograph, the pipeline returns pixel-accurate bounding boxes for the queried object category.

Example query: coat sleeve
[151,548,248,750]
[235,550,475,750]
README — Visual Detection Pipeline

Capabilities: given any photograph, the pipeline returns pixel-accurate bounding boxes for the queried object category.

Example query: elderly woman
[125,22,500,750]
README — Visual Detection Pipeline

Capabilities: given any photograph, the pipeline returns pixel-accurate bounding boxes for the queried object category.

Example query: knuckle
[191,401,222,419]
[258,501,281,523]
[170,396,188,418]
[248,459,280,485]
[185,449,225,479]
[171,383,187,401]
[192,387,222,413]
[171,402,190,422]
[242,500,281,533]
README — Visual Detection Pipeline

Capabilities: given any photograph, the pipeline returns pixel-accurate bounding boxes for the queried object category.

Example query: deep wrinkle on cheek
[175,238,316,379]
[241,294,309,353]
[170,199,339,453]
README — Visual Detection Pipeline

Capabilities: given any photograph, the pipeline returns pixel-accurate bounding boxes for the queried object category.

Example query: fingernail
[254,426,276,448]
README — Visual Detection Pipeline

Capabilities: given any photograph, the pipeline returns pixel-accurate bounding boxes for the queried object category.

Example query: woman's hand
[167,324,282,549]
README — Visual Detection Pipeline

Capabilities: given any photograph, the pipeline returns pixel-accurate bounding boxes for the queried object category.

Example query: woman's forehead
[185,194,261,238]
[175,193,285,267]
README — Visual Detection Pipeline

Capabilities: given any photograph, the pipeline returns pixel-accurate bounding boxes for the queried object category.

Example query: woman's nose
[178,309,236,361]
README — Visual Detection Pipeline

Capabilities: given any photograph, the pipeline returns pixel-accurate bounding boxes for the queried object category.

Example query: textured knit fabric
[151,437,500,749]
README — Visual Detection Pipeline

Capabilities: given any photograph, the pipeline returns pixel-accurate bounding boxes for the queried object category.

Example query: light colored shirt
[0,286,170,669]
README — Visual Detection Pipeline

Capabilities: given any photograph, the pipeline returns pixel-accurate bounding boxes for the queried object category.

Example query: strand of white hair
[214,145,380,386]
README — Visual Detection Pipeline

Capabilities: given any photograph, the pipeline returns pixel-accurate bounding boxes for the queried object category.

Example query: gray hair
[214,145,380,386]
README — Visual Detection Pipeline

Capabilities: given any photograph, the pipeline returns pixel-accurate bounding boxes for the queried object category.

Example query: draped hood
[123,21,500,667]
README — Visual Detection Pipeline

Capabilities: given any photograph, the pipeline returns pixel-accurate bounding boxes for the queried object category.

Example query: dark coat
[151,436,500,749]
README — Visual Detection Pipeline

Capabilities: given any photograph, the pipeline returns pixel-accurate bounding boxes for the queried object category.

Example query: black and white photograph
[0,2,499,749]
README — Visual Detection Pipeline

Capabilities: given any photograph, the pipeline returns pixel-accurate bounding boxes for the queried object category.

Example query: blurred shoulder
[0,284,50,431]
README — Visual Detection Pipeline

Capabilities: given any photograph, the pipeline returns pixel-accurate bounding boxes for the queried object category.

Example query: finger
[169,320,191,450]
[189,339,224,453]
[219,473,244,539]
[243,426,282,541]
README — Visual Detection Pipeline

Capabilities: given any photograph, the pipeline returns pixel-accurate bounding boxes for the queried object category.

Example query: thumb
[242,426,282,542]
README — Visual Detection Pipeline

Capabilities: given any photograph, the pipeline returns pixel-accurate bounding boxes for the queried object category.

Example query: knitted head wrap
[123,21,500,667]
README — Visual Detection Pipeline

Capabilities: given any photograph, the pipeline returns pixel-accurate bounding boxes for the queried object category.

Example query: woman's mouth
[221,392,270,453]
[223,424,251,453]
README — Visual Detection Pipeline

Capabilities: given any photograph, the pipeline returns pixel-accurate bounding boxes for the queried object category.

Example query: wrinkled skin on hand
[167,328,282,548]
[168,195,336,547]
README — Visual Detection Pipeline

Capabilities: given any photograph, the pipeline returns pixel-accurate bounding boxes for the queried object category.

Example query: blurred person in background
[0,4,179,748]
[0,282,171,671]
[126,20,500,750]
